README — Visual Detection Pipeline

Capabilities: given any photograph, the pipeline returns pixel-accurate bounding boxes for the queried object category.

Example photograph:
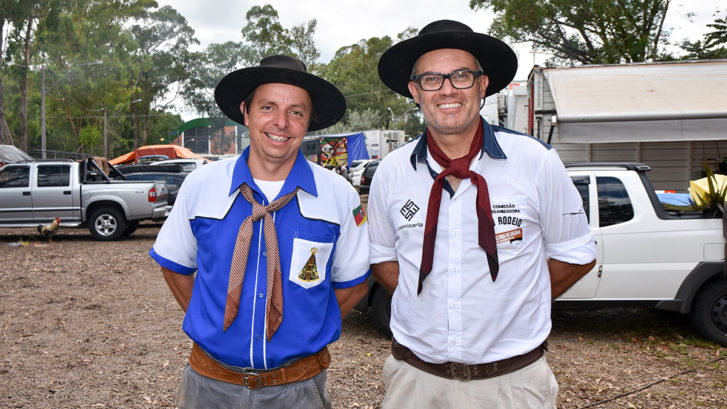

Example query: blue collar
[409,117,507,170]
[229,147,318,201]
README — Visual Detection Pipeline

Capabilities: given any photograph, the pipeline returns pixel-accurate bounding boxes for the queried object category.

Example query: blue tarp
[657,192,693,206]
[344,132,369,167]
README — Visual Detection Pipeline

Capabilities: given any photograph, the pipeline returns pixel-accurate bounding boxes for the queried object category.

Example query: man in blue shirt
[150,55,370,409]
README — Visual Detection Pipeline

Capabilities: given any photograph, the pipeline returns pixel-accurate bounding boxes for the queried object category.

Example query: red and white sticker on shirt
[496,228,523,244]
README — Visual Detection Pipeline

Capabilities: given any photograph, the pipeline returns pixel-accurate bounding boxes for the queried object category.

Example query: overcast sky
[156,0,722,80]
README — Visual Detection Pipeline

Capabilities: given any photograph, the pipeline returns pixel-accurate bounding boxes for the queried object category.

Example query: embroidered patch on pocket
[289,238,333,289]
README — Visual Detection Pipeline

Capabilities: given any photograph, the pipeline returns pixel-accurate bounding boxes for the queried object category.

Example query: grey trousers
[177,364,333,409]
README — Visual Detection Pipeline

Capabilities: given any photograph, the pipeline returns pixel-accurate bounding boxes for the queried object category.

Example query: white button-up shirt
[368,120,596,364]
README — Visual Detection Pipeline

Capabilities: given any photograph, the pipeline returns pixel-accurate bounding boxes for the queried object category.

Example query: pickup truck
[360,163,727,346]
[0,158,170,241]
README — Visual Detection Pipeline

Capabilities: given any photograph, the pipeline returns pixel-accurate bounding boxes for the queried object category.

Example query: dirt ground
[1,223,725,409]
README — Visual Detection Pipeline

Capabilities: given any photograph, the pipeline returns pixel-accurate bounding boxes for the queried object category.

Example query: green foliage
[680,12,727,60]
[469,0,672,64]
[322,32,421,136]
[663,164,727,216]
[241,5,293,61]
[317,108,385,134]
[78,124,101,149]
[691,166,727,215]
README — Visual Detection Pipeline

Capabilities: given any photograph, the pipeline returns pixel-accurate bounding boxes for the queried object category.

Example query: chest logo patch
[400,199,420,221]
[299,247,321,282]
[496,228,523,244]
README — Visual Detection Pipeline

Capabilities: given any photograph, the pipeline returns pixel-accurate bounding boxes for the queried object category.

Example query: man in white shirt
[368,20,597,409]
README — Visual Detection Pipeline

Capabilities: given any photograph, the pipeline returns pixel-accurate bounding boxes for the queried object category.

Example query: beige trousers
[381,354,558,409]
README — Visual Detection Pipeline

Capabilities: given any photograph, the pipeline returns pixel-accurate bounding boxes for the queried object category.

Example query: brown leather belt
[391,338,546,381]
[189,343,330,389]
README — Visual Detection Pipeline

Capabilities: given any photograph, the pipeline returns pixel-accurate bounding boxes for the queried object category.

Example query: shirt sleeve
[329,183,371,289]
[149,175,198,275]
[537,149,597,264]
[367,160,398,264]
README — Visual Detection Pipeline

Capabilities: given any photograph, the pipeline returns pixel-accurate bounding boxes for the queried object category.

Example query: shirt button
[259,293,264,298]
[262,251,267,256]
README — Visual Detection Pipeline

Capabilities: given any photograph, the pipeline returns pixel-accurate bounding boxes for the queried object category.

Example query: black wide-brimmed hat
[378,20,518,99]
[215,55,346,131]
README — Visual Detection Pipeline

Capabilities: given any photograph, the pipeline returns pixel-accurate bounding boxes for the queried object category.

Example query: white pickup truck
[360,163,727,346]
[0,158,170,240]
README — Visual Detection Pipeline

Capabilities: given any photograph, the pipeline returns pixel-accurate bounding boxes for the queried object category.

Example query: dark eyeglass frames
[410,70,483,91]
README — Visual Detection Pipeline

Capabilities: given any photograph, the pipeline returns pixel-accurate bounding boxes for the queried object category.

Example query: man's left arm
[538,149,597,298]
[548,258,596,299]
[335,282,368,317]
[330,182,371,318]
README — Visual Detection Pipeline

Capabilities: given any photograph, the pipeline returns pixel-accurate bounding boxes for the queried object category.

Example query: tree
[679,11,727,60]
[127,5,198,148]
[321,31,423,135]
[469,0,672,64]
[241,4,292,61]
[289,19,320,70]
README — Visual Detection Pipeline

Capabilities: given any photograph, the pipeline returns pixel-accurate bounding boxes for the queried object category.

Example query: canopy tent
[0,144,33,166]
[110,144,208,165]
[544,60,727,143]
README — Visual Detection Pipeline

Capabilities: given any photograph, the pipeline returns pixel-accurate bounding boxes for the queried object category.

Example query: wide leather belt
[189,343,330,389]
[391,338,546,381]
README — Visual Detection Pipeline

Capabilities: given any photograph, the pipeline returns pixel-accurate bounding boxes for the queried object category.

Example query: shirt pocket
[288,232,335,289]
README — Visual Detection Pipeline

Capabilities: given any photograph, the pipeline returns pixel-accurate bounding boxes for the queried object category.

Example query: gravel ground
[1,223,725,409]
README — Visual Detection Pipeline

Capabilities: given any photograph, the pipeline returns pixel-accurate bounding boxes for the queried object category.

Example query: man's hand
[162,267,195,312]
[548,259,596,299]
[335,281,368,317]
[371,261,399,294]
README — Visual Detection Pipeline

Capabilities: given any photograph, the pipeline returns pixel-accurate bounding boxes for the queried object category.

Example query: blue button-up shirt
[151,148,370,368]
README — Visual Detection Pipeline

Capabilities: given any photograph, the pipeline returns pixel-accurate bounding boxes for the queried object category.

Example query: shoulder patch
[353,204,367,226]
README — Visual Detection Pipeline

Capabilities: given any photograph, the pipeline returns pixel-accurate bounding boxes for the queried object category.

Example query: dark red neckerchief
[419,120,499,294]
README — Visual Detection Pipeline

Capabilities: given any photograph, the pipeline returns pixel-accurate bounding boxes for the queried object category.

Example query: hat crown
[419,20,474,36]
[259,55,307,73]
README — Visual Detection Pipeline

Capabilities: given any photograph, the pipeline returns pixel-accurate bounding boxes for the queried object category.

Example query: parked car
[151,158,207,173]
[358,163,727,345]
[121,172,187,205]
[0,158,169,241]
[357,160,380,193]
[347,159,374,183]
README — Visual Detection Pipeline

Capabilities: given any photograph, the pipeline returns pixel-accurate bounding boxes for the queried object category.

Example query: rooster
[37,217,61,242]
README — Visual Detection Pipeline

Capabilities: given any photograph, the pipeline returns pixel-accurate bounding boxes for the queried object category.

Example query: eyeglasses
[410,70,484,91]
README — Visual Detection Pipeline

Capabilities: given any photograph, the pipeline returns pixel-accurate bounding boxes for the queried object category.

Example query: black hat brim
[378,31,518,98]
[214,67,346,132]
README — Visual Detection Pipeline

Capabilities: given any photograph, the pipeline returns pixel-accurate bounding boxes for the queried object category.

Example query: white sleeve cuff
[370,242,397,265]
[544,233,597,264]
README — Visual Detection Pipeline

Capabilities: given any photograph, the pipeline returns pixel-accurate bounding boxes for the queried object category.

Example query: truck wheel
[690,279,727,346]
[88,208,126,241]
[123,221,139,236]
[371,288,392,339]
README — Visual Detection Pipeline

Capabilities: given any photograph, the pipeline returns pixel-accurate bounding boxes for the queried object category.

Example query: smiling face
[242,82,312,180]
[408,48,488,144]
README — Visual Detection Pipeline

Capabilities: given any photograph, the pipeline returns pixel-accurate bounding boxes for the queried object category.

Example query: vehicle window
[364,162,379,177]
[571,176,590,223]
[0,166,30,188]
[37,165,71,187]
[597,176,634,227]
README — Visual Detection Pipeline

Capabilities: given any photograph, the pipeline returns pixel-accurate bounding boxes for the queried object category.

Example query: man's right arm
[372,261,399,294]
[162,267,195,312]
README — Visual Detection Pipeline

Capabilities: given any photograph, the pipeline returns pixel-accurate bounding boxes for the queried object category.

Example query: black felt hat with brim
[378,20,518,99]
[215,55,346,131]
